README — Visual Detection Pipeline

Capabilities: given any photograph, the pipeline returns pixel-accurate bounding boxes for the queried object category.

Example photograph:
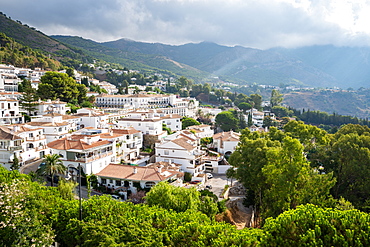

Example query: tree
[250,94,262,110]
[238,102,252,112]
[19,79,38,116]
[37,154,66,186]
[37,71,85,103]
[10,154,20,171]
[215,111,239,131]
[270,89,283,107]
[182,117,200,130]
[57,179,77,200]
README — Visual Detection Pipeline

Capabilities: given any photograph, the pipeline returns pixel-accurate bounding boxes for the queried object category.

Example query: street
[204,174,229,199]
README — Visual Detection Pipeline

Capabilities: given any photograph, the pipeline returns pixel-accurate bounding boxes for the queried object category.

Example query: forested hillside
[52,35,210,81]
[283,89,370,119]
[0,33,61,70]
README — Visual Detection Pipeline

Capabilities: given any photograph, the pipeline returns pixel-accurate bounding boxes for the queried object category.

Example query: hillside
[52,36,210,81]
[103,39,338,87]
[283,89,370,118]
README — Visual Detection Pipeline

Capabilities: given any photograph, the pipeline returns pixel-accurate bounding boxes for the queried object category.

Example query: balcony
[26,135,46,141]
[75,151,114,163]
[7,146,22,151]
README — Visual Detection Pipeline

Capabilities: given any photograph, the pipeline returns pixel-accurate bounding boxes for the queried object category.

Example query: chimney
[133,167,137,174]
[158,165,163,174]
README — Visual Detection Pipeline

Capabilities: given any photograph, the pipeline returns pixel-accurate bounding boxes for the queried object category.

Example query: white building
[0,96,23,125]
[47,134,116,176]
[211,131,241,155]
[186,124,214,138]
[11,125,50,163]
[95,94,198,117]
[25,113,71,143]
[155,136,206,179]
[0,126,23,170]
[32,99,70,116]
[96,162,182,197]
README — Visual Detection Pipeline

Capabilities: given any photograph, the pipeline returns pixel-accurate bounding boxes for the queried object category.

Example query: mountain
[102,39,338,87]
[52,36,209,80]
[271,46,370,89]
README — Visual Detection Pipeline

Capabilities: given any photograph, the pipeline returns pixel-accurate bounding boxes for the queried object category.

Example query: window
[116,180,122,186]
[101,178,106,184]
[164,150,169,155]
[145,182,156,188]
[110,179,113,183]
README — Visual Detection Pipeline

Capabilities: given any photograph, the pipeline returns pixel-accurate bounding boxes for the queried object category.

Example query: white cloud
[2,0,370,49]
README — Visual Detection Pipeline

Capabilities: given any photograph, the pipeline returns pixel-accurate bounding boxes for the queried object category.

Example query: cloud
[2,0,370,49]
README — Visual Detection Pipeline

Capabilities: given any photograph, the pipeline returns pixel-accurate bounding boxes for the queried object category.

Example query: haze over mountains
[51,35,370,89]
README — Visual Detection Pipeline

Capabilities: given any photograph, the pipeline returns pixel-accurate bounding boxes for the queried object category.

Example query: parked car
[206,173,213,179]
[111,195,121,200]
[205,185,212,189]
[38,162,46,169]
[189,180,201,184]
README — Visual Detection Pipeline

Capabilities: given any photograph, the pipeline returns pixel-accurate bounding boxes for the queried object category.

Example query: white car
[206,173,213,179]
[111,195,120,200]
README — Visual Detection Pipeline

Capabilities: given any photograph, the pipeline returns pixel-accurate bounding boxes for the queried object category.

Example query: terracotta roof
[26,121,69,127]
[62,115,80,120]
[118,117,162,122]
[112,128,140,135]
[172,137,196,151]
[161,114,182,119]
[96,164,179,181]
[0,126,22,140]
[47,137,111,150]
[43,113,63,117]
[213,131,241,142]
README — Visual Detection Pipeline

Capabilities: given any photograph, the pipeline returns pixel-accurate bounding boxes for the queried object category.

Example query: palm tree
[38,154,66,186]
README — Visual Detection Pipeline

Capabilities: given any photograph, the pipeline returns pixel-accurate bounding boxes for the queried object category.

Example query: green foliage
[184,172,192,182]
[182,117,200,130]
[215,111,239,131]
[263,204,370,247]
[200,137,213,146]
[57,179,77,200]
[230,126,336,220]
[18,79,39,116]
[145,182,219,218]
[270,89,283,107]
[37,154,66,187]
[37,71,87,104]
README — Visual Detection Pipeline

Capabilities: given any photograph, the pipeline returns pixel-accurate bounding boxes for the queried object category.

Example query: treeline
[229,121,370,226]
[1,166,370,246]
[0,33,61,70]
[270,105,370,129]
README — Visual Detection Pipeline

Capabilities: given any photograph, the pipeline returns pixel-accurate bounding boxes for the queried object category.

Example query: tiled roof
[172,137,195,151]
[0,126,22,140]
[112,128,140,135]
[47,137,111,150]
[96,164,179,181]
[213,131,241,142]
[26,121,69,127]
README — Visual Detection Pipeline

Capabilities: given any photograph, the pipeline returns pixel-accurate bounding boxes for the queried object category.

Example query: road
[204,174,229,200]
[20,159,43,174]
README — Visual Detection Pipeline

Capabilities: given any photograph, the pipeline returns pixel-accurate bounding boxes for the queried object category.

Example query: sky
[2,0,370,49]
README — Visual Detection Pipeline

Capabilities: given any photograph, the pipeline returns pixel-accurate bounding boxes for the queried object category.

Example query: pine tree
[19,80,38,116]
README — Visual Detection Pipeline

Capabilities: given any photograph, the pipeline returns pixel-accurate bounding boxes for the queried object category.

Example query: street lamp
[78,163,82,221]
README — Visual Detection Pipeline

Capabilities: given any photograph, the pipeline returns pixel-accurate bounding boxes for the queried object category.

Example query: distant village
[0,63,275,198]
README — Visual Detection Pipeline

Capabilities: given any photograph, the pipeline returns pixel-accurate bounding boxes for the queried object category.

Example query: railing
[75,151,114,163]
[26,135,46,141]
[7,146,22,151]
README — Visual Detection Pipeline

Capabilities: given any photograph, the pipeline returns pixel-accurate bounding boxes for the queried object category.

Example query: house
[186,124,214,138]
[95,162,182,199]
[245,108,265,127]
[155,136,206,179]
[74,108,110,129]
[211,131,241,156]
[76,127,143,164]
[95,94,198,117]
[32,99,70,116]
[25,113,70,143]
[11,125,50,164]
[0,126,23,170]
[0,96,24,125]
[47,134,116,176]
